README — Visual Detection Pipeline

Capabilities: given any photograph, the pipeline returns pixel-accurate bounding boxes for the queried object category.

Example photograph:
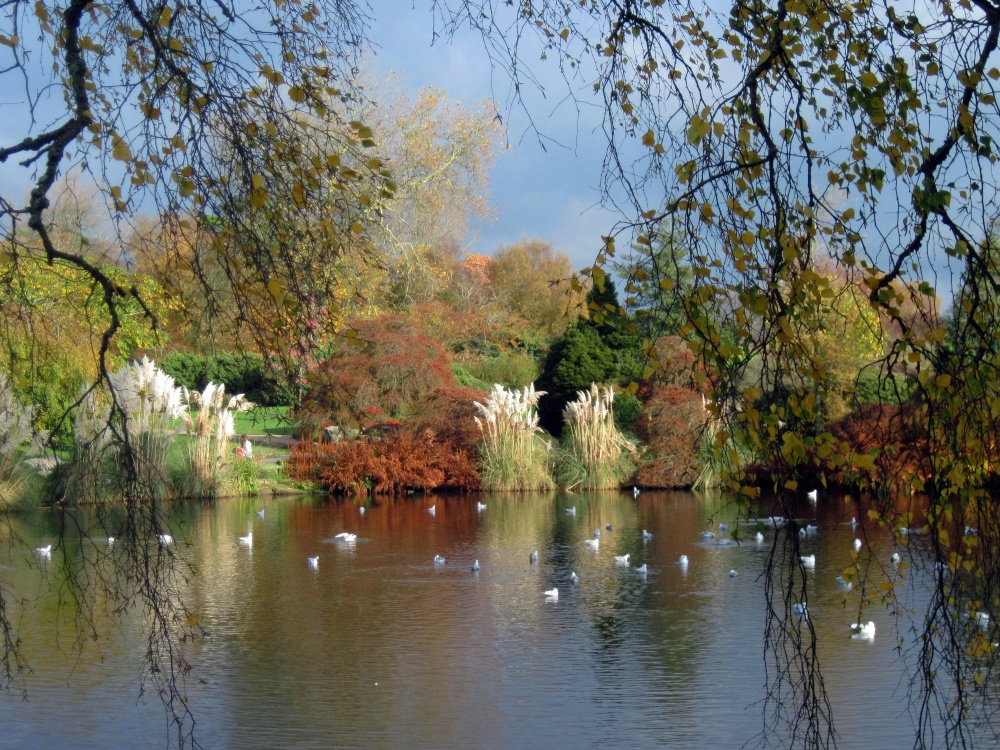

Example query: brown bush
[288,430,480,495]
[634,384,707,488]
[407,385,485,453]
[296,315,456,435]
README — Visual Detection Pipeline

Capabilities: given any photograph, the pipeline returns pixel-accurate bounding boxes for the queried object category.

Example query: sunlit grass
[474,383,554,491]
[558,384,637,490]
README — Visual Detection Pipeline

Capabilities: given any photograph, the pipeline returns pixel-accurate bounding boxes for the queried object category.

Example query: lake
[0,490,993,749]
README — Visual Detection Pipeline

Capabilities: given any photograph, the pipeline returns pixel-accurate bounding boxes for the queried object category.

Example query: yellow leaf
[350,222,363,234]
[659,277,675,291]
[112,135,132,162]
[740,231,755,248]
[642,129,655,146]
[251,174,265,190]
[288,86,306,103]
[860,71,878,88]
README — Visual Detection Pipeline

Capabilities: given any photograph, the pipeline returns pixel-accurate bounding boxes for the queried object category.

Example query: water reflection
[0,490,995,748]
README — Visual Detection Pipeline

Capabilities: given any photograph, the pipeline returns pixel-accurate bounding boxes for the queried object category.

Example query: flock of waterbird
[36,485,974,641]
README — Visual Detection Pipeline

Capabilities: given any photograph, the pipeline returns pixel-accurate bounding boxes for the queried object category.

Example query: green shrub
[613,391,642,432]
[464,352,540,390]
[536,326,615,435]
[230,455,260,496]
[451,364,492,392]
[160,351,296,407]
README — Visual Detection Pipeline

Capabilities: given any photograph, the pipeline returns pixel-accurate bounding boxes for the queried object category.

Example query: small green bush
[450,364,492,392]
[160,351,296,407]
[464,352,540,390]
[613,391,642,432]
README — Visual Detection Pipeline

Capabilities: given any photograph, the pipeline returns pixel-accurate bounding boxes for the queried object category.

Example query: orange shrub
[634,384,707,488]
[289,430,480,495]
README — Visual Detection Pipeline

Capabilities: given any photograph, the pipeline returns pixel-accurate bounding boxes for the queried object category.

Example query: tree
[0,2,385,743]
[434,1,1000,746]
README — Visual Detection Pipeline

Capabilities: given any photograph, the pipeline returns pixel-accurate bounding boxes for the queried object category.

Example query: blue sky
[367,3,618,271]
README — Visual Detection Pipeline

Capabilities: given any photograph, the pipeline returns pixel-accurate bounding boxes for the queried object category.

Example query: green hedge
[159,352,297,407]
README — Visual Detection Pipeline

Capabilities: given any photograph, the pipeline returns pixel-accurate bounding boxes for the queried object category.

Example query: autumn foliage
[634,384,706,488]
[286,430,479,495]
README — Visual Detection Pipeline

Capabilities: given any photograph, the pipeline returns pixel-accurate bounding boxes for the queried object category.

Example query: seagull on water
[239,532,253,546]
[566,506,576,516]
[477,502,487,512]
[614,553,630,565]
[570,571,579,585]
[719,523,729,532]
[642,529,654,540]
[434,555,446,564]
[308,556,319,569]
[471,559,480,572]
[530,550,539,564]
[853,538,862,552]
[35,544,51,556]
[158,534,173,546]
[636,564,648,575]
[679,555,689,566]
[806,524,818,535]
[755,532,764,543]
[633,486,639,497]
[585,538,600,550]
[334,532,357,542]
[359,506,365,515]
[256,509,265,519]
[428,505,436,516]
[606,523,613,531]
[836,575,853,590]
[700,531,715,539]
[890,552,901,564]
[593,529,601,538]
[807,489,818,502]
[794,603,808,618]
[850,621,876,640]
[800,554,816,569]
[544,588,559,600]
[729,569,738,578]
[717,538,732,546]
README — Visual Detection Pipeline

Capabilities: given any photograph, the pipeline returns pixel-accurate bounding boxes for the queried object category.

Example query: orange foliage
[287,430,479,495]
[297,314,456,434]
[407,385,486,452]
[635,384,706,488]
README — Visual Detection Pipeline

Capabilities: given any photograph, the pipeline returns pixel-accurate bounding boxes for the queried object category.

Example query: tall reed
[107,355,187,500]
[176,382,252,498]
[0,374,38,509]
[61,387,114,505]
[558,384,637,490]
[473,383,554,491]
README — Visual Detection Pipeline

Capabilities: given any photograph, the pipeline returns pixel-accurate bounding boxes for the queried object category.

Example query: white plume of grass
[473,384,554,491]
[62,387,115,505]
[177,381,254,498]
[106,356,186,501]
[559,384,637,490]
[0,374,40,508]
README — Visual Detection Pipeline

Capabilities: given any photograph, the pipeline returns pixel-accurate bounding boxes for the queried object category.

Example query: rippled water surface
[0,490,993,749]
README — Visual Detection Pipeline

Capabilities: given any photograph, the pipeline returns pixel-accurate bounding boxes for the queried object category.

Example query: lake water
[0,490,994,749]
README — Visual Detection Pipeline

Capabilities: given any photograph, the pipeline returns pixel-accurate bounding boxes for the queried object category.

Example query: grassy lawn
[233,406,295,436]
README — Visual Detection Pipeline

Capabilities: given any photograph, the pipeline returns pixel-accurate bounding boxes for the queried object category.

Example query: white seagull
[434,555,446,564]
[890,552,901,564]
[642,529,654,540]
[755,532,765,543]
[359,506,366,515]
[636,564,648,575]
[614,553,630,565]
[699,531,715,539]
[729,569,738,578]
[794,603,808,618]
[530,550,539,564]
[585,538,600,550]
[569,571,579,584]
[719,523,729,532]
[239,532,253,546]
[806,524,818,535]
[158,534,173,546]
[477,502,487,512]
[428,505,436,516]
[679,555,689,566]
[256,509,265,518]
[308,556,319,569]
[850,621,876,641]
[471,559,480,572]
[544,588,559,600]
[593,529,601,538]
[35,544,52,556]
[807,489,818,502]
[800,554,816,569]
[566,506,577,516]
[835,576,853,590]
[334,532,357,542]
[633,486,639,497]
[853,538,862,552]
